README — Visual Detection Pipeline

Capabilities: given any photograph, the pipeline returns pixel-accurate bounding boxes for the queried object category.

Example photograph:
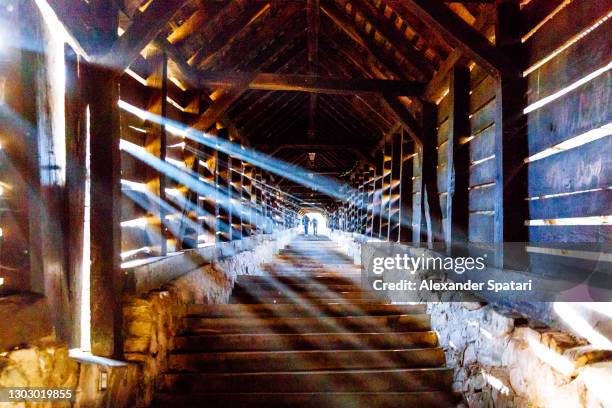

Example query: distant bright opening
[301,212,328,236]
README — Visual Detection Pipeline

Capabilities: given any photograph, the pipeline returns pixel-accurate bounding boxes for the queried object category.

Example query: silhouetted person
[302,215,310,235]
[312,218,318,235]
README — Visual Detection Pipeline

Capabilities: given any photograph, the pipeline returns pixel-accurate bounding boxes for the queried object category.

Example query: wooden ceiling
[116,0,499,203]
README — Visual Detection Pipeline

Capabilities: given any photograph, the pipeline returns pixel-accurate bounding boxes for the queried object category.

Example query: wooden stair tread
[168,348,446,372]
[159,367,455,393]
[184,314,431,333]
[186,303,426,317]
[173,331,440,351]
[151,391,462,408]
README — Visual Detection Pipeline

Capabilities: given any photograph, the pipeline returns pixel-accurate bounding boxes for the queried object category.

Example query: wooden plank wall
[522,0,612,272]
[467,65,497,245]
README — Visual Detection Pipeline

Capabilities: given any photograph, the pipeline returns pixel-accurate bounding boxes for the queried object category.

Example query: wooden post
[357,173,365,234]
[412,144,423,245]
[389,132,403,242]
[230,149,243,241]
[159,53,168,255]
[494,0,527,267]
[65,48,89,348]
[421,102,443,249]
[253,168,263,234]
[241,162,253,237]
[372,150,383,238]
[365,168,375,236]
[446,66,470,255]
[215,127,231,242]
[380,141,392,240]
[400,130,414,243]
[88,0,122,357]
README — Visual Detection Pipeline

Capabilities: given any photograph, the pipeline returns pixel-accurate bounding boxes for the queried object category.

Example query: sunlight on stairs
[151,235,460,407]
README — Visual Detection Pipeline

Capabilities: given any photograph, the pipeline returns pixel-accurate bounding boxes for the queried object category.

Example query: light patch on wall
[524,11,612,77]
[528,336,575,375]
[120,217,149,228]
[521,0,573,43]
[121,179,148,192]
[167,97,187,112]
[120,246,152,260]
[525,215,610,226]
[470,155,495,167]
[524,122,612,163]
[482,371,510,395]
[128,125,147,134]
[554,303,612,350]
[526,187,609,201]
[125,68,148,87]
[524,61,612,114]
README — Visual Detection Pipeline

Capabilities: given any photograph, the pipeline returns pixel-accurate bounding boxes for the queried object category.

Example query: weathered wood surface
[528,136,611,197]
[525,0,611,67]
[529,189,612,220]
[197,72,425,96]
[527,18,611,104]
[527,72,612,155]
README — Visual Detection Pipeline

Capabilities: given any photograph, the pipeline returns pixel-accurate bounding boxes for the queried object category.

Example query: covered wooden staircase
[151,235,461,407]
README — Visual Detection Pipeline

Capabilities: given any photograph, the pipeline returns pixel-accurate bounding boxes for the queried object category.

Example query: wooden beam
[192,89,247,132]
[381,95,423,145]
[320,3,410,79]
[267,144,376,167]
[198,72,425,96]
[307,0,320,140]
[201,3,304,73]
[424,7,495,102]
[493,0,527,268]
[445,66,470,254]
[100,0,188,73]
[348,0,436,78]
[88,0,122,358]
[420,102,443,248]
[399,0,520,79]
[191,0,264,69]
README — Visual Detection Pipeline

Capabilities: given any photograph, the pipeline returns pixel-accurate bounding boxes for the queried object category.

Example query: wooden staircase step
[158,367,455,393]
[230,290,379,304]
[173,331,439,352]
[186,303,427,318]
[184,314,431,334]
[151,391,462,408]
[168,348,446,372]
[234,282,363,293]
[237,275,361,285]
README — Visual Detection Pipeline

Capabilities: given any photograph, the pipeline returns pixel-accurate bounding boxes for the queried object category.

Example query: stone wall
[122,230,295,406]
[0,230,295,408]
[0,341,140,407]
[429,302,611,408]
[328,231,612,408]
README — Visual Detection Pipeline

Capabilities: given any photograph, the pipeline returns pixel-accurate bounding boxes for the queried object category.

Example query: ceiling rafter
[189,6,307,133]
[100,0,189,73]
[196,72,425,96]
[192,3,272,70]
[320,2,409,80]
[397,0,520,79]
[202,3,306,73]
[343,0,437,77]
